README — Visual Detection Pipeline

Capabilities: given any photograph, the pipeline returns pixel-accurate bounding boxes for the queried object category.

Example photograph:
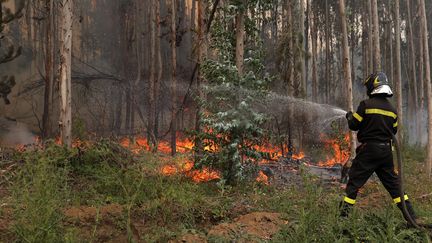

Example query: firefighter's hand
[345,111,353,120]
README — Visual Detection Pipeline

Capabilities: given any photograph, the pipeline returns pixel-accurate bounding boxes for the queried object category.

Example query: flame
[161,159,220,182]
[256,171,269,185]
[317,133,350,166]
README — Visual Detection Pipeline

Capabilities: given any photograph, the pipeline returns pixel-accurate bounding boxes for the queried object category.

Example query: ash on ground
[258,156,345,187]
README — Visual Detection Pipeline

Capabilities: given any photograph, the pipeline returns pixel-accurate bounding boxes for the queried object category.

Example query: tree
[371,0,381,71]
[419,0,432,176]
[42,0,55,139]
[394,0,403,142]
[59,0,73,148]
[235,2,245,76]
[338,0,355,164]
[170,0,177,155]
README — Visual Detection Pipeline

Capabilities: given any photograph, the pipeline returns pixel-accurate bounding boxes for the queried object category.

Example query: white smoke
[0,117,35,147]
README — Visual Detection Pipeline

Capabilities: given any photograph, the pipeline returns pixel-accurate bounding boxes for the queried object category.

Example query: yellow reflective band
[344,196,356,205]
[393,195,409,204]
[373,77,380,87]
[353,113,363,122]
[393,121,398,127]
[365,109,397,119]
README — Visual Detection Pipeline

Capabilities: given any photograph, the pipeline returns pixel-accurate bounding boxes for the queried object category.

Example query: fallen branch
[417,192,432,199]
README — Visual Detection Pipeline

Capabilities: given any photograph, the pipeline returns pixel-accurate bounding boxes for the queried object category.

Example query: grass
[0,141,431,242]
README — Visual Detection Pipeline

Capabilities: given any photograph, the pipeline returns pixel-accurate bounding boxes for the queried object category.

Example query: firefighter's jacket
[348,96,397,143]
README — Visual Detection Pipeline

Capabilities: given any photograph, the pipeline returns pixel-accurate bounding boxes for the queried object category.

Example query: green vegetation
[0,141,430,242]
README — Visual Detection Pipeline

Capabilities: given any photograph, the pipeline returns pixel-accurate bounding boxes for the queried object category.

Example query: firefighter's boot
[339,201,353,218]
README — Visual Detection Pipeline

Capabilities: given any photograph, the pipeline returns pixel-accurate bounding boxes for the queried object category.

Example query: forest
[1,0,432,242]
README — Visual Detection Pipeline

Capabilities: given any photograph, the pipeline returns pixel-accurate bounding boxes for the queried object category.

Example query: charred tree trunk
[154,0,162,149]
[59,0,73,148]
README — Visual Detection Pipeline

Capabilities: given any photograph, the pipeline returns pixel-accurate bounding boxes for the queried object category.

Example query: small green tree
[0,0,25,104]
[195,0,272,185]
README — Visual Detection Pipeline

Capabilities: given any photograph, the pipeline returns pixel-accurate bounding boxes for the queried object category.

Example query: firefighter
[340,72,417,223]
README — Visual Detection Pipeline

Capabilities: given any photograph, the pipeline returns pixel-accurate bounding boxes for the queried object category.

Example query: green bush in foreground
[12,144,73,242]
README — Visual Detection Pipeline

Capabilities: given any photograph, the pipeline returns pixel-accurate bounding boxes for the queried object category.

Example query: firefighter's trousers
[343,142,408,205]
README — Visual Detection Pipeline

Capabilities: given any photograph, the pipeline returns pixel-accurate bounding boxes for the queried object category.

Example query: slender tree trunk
[311,9,318,102]
[170,0,177,156]
[367,0,374,73]
[394,0,403,141]
[406,0,420,142]
[59,0,73,148]
[325,0,330,103]
[419,24,425,110]
[419,0,432,176]
[42,0,54,139]
[235,7,245,76]
[154,0,162,147]
[148,0,156,146]
[339,0,356,160]
[371,0,381,71]
[299,0,306,97]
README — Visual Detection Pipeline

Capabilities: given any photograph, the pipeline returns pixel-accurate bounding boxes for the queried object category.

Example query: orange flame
[318,133,350,166]
[161,159,220,182]
[256,171,269,185]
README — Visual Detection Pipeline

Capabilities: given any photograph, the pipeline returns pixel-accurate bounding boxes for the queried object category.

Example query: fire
[317,133,350,166]
[256,171,269,185]
[161,160,220,182]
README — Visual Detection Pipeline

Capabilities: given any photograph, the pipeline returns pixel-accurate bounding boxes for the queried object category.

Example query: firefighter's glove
[345,111,353,121]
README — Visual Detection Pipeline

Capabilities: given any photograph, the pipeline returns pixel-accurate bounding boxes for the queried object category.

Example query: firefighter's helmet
[364,72,393,97]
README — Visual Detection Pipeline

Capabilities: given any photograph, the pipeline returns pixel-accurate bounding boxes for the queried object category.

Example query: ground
[0,142,431,242]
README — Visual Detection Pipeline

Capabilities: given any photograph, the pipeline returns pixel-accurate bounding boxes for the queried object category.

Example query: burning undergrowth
[8,128,351,186]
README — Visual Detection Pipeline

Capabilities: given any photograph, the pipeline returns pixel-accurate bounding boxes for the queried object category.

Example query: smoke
[0,117,35,146]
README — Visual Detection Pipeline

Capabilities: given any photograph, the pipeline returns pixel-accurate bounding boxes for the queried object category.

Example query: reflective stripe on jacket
[348,96,397,143]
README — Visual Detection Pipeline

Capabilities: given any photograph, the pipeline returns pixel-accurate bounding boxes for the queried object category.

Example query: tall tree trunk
[406,0,420,142]
[235,7,245,76]
[42,0,54,140]
[311,8,318,102]
[419,0,432,177]
[394,0,403,142]
[170,0,177,156]
[299,0,306,97]
[367,0,373,73]
[59,0,73,148]
[325,0,330,103]
[154,0,162,147]
[339,0,356,161]
[371,0,381,71]
[148,0,156,146]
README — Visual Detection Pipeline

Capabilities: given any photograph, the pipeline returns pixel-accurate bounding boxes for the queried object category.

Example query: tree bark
[394,0,403,142]
[170,0,177,156]
[148,0,156,146]
[419,0,432,177]
[59,0,73,148]
[371,0,381,71]
[311,8,318,102]
[235,6,245,76]
[42,0,54,140]
[339,0,356,162]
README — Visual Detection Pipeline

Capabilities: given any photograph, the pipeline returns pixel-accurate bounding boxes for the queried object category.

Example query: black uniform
[342,96,415,219]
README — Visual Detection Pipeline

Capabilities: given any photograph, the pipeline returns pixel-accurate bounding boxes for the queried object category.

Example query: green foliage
[196,1,273,185]
[12,144,73,242]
